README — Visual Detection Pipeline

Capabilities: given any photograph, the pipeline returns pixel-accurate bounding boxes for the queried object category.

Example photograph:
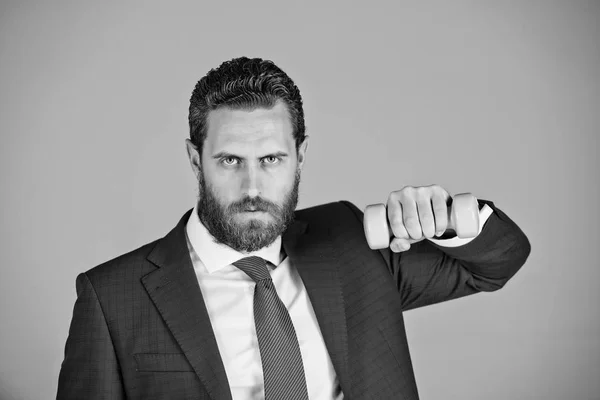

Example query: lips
[241,207,269,214]
[244,206,267,211]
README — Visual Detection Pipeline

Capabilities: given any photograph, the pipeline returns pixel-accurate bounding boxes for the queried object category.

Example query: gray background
[1,1,598,399]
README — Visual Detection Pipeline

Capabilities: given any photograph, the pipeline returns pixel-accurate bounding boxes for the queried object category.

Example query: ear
[297,135,309,170]
[185,138,202,178]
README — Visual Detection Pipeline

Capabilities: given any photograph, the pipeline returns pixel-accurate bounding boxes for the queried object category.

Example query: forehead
[205,100,294,153]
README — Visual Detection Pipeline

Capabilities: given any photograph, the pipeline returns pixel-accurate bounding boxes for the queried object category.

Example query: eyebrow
[212,151,289,160]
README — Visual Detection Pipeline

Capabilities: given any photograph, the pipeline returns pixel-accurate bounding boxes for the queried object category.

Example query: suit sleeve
[57,272,126,399]
[341,199,531,311]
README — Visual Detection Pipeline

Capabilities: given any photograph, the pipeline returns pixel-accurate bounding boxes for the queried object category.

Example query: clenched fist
[387,184,451,253]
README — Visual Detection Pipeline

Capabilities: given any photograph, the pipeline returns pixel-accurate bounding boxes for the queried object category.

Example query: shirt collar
[186,203,283,273]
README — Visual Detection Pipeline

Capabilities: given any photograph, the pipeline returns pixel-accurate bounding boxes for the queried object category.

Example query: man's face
[188,100,308,253]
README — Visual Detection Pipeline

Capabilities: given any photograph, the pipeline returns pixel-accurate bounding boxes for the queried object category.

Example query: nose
[241,163,261,198]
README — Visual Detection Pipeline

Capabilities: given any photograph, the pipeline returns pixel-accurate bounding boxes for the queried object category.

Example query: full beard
[196,169,300,253]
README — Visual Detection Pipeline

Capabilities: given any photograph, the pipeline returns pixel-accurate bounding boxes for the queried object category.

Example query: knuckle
[404,215,419,226]
[387,207,402,221]
[434,205,447,214]
[415,187,431,200]
[436,214,448,224]
[389,215,404,229]
[401,186,415,196]
[422,225,435,238]
[390,189,410,203]
[420,214,434,225]
[409,231,422,240]
[404,219,421,238]
[388,190,403,202]
[420,216,435,236]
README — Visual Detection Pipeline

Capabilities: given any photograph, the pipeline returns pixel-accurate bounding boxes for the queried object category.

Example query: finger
[431,192,449,237]
[390,238,412,253]
[387,198,409,240]
[401,198,422,240]
[416,196,435,239]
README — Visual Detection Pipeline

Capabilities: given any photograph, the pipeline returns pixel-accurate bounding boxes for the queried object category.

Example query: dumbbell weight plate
[450,193,479,238]
[363,203,390,250]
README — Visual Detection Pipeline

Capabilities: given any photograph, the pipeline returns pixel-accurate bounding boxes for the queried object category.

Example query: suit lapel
[142,209,233,400]
[140,208,351,399]
[283,219,351,397]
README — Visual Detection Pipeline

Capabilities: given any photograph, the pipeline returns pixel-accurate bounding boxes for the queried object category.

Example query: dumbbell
[363,193,480,250]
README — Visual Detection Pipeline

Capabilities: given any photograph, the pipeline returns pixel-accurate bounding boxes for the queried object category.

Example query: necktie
[233,256,309,400]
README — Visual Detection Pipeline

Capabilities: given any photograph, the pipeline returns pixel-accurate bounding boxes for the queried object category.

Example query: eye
[263,156,280,164]
[222,157,239,166]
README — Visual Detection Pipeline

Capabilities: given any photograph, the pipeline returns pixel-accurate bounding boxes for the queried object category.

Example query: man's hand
[387,184,451,253]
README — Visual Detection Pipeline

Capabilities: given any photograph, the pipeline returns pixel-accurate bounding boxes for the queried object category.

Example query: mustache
[227,197,281,214]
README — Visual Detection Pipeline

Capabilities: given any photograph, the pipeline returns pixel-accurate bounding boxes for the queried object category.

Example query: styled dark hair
[188,57,306,156]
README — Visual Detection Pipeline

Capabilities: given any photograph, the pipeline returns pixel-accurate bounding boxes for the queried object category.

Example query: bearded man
[57,57,531,400]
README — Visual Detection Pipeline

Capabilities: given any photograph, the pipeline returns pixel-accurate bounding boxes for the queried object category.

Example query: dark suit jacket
[57,199,531,399]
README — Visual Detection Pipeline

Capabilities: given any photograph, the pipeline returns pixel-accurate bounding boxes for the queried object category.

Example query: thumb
[390,237,424,252]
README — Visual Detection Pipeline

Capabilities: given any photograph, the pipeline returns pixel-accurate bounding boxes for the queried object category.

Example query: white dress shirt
[185,205,344,400]
[184,202,494,399]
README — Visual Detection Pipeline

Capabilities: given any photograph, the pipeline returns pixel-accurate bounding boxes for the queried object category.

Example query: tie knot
[232,256,270,282]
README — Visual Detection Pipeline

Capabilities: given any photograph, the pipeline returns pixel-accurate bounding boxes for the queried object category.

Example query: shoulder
[82,209,193,284]
[295,200,361,220]
[83,239,161,284]
[294,200,364,234]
